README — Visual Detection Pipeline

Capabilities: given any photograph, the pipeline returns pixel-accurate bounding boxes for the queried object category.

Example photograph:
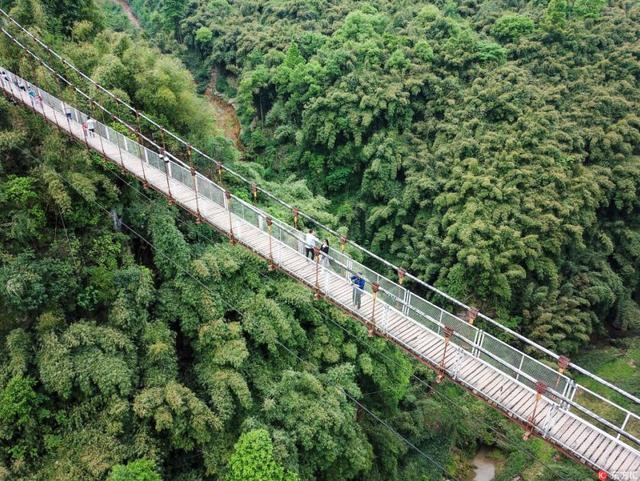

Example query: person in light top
[86,117,96,137]
[350,271,365,309]
[304,228,318,260]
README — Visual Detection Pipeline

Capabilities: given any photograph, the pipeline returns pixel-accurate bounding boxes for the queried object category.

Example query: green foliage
[167,0,640,355]
[38,322,136,399]
[0,376,49,463]
[133,381,222,451]
[226,429,298,481]
[107,459,163,481]
[491,15,534,42]
[0,1,637,481]
[573,0,607,18]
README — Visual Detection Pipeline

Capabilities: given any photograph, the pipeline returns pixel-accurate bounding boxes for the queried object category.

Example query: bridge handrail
[4,9,636,413]
[4,9,639,412]
[228,194,640,447]
[4,64,640,451]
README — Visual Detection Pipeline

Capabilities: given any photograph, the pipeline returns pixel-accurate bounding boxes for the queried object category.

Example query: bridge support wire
[2,62,639,478]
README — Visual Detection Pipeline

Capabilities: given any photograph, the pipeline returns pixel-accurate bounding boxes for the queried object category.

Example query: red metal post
[225,190,236,244]
[161,150,175,204]
[293,207,299,230]
[397,267,406,286]
[523,381,547,440]
[266,217,275,270]
[134,110,149,188]
[369,282,380,336]
[556,356,570,388]
[91,100,107,158]
[216,161,223,184]
[314,246,321,300]
[437,326,455,383]
[187,146,202,223]
[111,114,126,170]
[467,307,479,325]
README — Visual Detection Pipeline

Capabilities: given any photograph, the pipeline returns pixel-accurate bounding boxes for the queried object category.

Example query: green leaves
[107,459,163,481]
[195,319,251,421]
[263,368,372,479]
[226,429,298,481]
[37,322,136,399]
[133,381,222,451]
[491,15,534,43]
[0,375,49,463]
[148,206,190,280]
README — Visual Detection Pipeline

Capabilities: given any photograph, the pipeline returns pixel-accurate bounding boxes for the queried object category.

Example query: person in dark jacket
[350,271,365,309]
[320,239,330,267]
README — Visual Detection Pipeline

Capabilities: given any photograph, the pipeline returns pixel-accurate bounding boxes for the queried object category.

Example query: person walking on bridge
[351,271,365,309]
[86,116,96,137]
[304,229,318,260]
[320,238,330,267]
[64,104,72,121]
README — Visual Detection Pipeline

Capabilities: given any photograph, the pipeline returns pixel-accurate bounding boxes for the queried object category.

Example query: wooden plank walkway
[4,77,640,480]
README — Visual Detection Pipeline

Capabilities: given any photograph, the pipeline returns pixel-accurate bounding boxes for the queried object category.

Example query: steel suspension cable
[13,134,580,481]
[35,161,464,481]
[5,54,640,460]
[58,145,579,481]
[1,86,598,479]
[2,9,637,410]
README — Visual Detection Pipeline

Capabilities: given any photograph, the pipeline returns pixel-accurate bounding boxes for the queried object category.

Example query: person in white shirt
[304,229,318,259]
[86,117,96,137]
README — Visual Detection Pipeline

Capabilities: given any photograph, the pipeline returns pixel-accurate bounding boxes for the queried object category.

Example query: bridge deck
[3,75,639,479]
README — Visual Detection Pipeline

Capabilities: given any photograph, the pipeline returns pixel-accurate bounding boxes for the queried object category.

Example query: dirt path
[205,73,243,151]
[109,6,242,151]
[113,0,141,29]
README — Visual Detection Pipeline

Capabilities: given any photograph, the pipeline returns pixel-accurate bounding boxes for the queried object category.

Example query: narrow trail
[108,1,242,151]
[205,72,244,151]
[112,0,141,29]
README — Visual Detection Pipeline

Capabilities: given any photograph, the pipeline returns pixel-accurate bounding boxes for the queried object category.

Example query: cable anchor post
[340,235,347,252]
[225,190,236,244]
[187,145,202,223]
[437,326,455,383]
[91,99,107,158]
[555,356,570,389]
[523,381,547,440]
[369,282,380,336]
[215,161,223,185]
[293,207,299,230]
[80,105,91,154]
[266,217,275,271]
[314,246,322,300]
[397,267,406,286]
[161,149,174,205]
[111,114,126,171]
[133,110,149,189]
[466,307,479,326]
[191,166,202,223]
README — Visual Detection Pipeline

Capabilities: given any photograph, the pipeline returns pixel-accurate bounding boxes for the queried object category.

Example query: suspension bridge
[1,25,639,480]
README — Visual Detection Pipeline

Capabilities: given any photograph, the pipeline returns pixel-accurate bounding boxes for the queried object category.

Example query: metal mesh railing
[3,67,640,455]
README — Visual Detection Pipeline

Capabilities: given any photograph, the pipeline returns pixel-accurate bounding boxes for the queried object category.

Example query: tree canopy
[0,0,630,480]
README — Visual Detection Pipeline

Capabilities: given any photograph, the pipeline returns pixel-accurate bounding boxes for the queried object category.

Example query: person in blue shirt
[350,272,365,309]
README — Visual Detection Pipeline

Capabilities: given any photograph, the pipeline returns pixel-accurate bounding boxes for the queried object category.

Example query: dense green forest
[0,0,637,480]
[129,0,640,355]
